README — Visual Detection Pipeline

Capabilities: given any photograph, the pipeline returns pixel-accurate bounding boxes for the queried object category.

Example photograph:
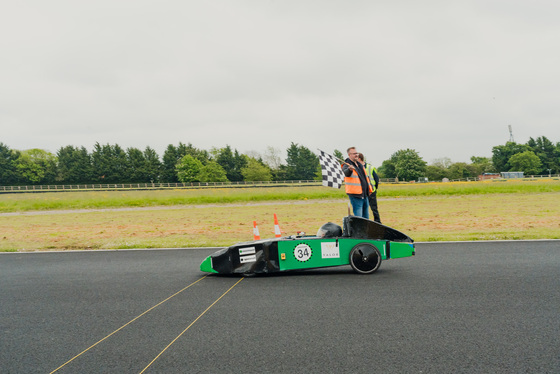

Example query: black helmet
[316,222,343,238]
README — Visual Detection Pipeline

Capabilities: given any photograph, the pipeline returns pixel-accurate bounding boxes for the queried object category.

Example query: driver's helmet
[316,222,343,238]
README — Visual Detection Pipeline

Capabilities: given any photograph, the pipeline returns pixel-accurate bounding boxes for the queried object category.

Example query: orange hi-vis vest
[344,164,373,196]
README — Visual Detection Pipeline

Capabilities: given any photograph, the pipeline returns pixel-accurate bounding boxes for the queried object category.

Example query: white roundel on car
[293,243,312,262]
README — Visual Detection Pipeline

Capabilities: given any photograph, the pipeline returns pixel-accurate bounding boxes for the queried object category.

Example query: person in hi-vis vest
[342,147,373,218]
[358,153,381,223]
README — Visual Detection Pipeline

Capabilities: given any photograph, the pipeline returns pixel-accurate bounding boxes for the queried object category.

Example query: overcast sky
[2,0,559,166]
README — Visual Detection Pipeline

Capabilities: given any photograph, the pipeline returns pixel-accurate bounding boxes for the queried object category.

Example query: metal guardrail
[439,175,559,183]
[1,176,556,193]
[0,180,325,193]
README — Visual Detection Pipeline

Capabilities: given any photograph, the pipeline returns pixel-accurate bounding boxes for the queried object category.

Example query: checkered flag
[319,150,344,189]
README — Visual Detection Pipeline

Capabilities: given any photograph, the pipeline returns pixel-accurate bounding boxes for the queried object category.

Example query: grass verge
[1,189,559,251]
[1,179,559,213]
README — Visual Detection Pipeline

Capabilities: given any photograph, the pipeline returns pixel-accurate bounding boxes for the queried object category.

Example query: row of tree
[0,136,558,186]
[378,136,559,181]
[0,142,319,185]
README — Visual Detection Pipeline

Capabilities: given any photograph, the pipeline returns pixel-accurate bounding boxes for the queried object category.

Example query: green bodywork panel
[278,238,400,271]
[389,241,416,259]
[200,255,218,273]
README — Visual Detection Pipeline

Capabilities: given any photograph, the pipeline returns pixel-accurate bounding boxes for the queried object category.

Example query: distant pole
[508,125,514,142]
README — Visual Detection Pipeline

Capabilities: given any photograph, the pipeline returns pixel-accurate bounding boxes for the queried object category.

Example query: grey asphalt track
[1,241,559,373]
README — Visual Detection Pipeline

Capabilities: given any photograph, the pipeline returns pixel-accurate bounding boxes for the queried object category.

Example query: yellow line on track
[49,275,209,374]
[139,277,245,373]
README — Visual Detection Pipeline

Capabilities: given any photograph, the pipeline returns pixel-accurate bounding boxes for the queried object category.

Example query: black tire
[349,243,382,274]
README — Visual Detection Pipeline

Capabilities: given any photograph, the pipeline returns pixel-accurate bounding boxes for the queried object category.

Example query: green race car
[200,216,415,275]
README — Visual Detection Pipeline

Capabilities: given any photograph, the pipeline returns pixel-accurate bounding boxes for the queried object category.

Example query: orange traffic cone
[253,221,261,240]
[273,213,282,238]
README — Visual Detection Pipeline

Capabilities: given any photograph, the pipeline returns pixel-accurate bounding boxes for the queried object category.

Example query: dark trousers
[368,191,381,223]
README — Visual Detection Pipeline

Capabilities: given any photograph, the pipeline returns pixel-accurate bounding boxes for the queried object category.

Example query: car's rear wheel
[349,243,381,274]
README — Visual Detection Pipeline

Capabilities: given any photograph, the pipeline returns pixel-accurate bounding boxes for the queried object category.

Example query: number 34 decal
[294,243,312,262]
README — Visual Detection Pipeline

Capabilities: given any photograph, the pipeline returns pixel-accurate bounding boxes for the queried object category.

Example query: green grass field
[1,180,559,251]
